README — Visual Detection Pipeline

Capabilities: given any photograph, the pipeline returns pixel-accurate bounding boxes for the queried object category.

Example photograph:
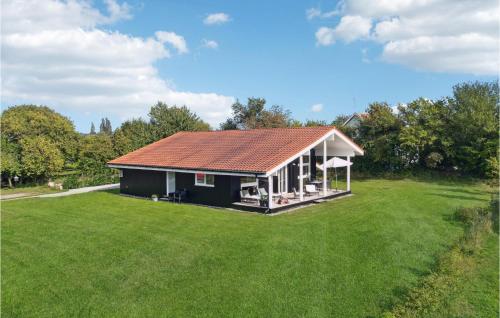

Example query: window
[195,173,215,187]
[119,170,123,178]
[240,176,257,188]
[206,174,214,185]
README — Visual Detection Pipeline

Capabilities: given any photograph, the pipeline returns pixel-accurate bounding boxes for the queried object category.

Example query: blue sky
[1,0,497,132]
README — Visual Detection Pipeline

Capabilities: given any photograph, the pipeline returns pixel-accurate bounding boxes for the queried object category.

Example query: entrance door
[166,172,176,194]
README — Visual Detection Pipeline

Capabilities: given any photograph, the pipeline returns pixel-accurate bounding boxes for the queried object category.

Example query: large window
[195,173,215,187]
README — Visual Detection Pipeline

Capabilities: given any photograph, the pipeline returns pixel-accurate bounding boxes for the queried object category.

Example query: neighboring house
[343,112,368,129]
[108,126,364,212]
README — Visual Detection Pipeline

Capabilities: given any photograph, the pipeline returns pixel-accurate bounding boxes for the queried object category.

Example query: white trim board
[108,164,262,177]
[265,129,335,177]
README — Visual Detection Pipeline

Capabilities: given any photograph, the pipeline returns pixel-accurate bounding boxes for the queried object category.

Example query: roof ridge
[173,126,337,134]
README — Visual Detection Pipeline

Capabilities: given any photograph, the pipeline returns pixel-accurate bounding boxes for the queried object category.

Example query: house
[343,112,368,129]
[107,126,364,212]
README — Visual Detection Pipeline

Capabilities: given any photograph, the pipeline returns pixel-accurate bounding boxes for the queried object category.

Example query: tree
[1,135,21,187]
[331,114,350,127]
[220,98,293,130]
[1,105,80,167]
[398,98,451,169]
[149,102,210,139]
[79,134,115,175]
[113,118,154,155]
[99,117,112,134]
[259,105,293,128]
[357,102,403,172]
[20,136,64,179]
[447,81,499,176]
[90,122,96,135]
[303,119,328,127]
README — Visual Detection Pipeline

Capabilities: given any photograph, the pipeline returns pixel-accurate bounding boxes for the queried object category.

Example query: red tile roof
[109,126,350,174]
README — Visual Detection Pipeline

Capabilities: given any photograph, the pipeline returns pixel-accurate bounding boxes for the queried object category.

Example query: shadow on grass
[102,189,120,195]
[442,187,489,195]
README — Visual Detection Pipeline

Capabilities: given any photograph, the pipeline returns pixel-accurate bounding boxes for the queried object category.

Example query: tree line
[1,81,497,187]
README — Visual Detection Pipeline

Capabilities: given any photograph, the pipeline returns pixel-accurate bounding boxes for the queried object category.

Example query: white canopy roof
[316,157,353,170]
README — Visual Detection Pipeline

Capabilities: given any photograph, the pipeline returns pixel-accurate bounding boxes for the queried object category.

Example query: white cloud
[104,0,132,22]
[306,8,322,20]
[315,27,336,46]
[311,103,323,112]
[313,0,499,75]
[361,48,370,63]
[203,13,230,25]
[155,31,188,54]
[316,15,371,45]
[201,39,219,49]
[382,34,497,75]
[1,0,234,128]
[306,7,339,20]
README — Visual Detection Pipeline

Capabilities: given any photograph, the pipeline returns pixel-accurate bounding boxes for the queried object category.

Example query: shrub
[425,152,443,169]
[454,207,480,225]
[491,193,499,233]
[484,156,499,180]
[62,175,80,189]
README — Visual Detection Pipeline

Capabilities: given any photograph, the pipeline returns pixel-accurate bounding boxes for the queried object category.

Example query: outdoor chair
[305,184,320,196]
[240,189,260,203]
[161,193,175,202]
[176,189,188,203]
[258,188,268,197]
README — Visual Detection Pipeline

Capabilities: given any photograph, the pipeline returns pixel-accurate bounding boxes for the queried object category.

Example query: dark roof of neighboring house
[108,126,361,174]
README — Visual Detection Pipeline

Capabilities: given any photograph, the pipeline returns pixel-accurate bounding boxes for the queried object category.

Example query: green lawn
[1,178,497,317]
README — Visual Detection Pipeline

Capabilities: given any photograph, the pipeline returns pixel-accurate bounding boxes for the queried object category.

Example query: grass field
[1,178,497,317]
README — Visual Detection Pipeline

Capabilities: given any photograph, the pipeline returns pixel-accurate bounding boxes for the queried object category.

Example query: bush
[490,193,499,233]
[454,206,493,253]
[454,206,481,226]
[425,152,443,169]
[484,156,499,180]
[63,175,80,189]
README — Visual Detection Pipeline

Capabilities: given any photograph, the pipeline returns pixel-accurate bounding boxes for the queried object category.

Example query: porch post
[299,155,304,201]
[285,165,288,193]
[166,172,169,195]
[347,156,351,192]
[277,171,281,194]
[323,140,327,196]
[268,175,273,209]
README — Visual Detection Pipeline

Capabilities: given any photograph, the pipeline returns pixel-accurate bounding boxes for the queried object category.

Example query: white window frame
[194,173,215,187]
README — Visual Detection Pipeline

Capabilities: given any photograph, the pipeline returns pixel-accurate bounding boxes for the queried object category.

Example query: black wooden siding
[120,169,166,197]
[119,147,319,206]
[175,172,241,207]
[119,169,241,207]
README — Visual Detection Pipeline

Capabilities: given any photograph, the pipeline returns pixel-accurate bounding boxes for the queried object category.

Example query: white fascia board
[264,129,336,177]
[107,164,259,177]
[333,130,364,155]
[328,150,355,157]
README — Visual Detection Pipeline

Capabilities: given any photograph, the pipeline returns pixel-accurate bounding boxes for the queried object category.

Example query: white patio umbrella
[316,157,352,190]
